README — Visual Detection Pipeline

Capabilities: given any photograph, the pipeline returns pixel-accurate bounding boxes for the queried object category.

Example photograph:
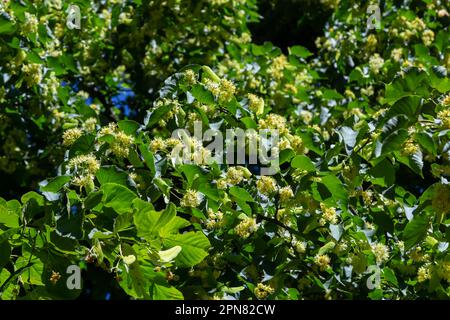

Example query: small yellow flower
[279,186,294,204]
[62,128,83,147]
[225,166,245,185]
[371,243,389,264]
[247,94,264,116]
[50,271,61,285]
[320,203,338,224]
[235,216,257,238]
[314,254,331,270]
[111,131,134,158]
[391,48,403,62]
[256,176,277,195]
[83,118,97,132]
[180,189,201,208]
[437,107,450,129]
[254,283,274,299]
[401,138,420,156]
[417,266,431,283]
[369,53,384,75]
[422,29,435,46]
[150,137,166,153]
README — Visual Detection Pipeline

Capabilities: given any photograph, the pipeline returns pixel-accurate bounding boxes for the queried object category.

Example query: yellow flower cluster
[401,138,420,156]
[437,261,450,283]
[153,98,183,127]
[371,243,390,264]
[300,110,313,124]
[398,17,426,42]
[205,78,236,103]
[247,94,264,116]
[183,69,197,85]
[235,216,257,238]
[99,123,134,158]
[205,208,224,229]
[279,186,294,204]
[417,266,431,282]
[294,240,307,254]
[391,48,403,62]
[180,189,201,208]
[254,283,274,299]
[150,137,166,153]
[23,12,38,35]
[258,114,289,135]
[278,134,307,154]
[366,34,378,52]
[361,190,373,205]
[369,53,384,75]
[320,0,340,9]
[22,63,43,87]
[314,254,331,270]
[68,154,101,189]
[442,94,450,106]
[320,203,338,224]
[267,55,287,79]
[431,183,450,215]
[422,29,435,47]
[62,128,83,147]
[69,154,100,173]
[82,118,96,133]
[409,246,429,263]
[437,108,450,129]
[256,176,277,195]
[217,166,252,187]
[111,131,134,158]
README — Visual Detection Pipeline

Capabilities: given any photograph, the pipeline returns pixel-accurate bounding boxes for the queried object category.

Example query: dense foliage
[0,0,449,300]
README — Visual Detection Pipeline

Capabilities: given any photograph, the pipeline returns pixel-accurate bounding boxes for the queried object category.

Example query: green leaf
[323,89,344,100]
[84,190,103,210]
[69,134,96,156]
[369,159,395,187]
[403,215,430,250]
[395,150,424,177]
[135,202,178,240]
[291,155,315,172]
[139,144,156,176]
[96,166,128,186]
[163,232,210,267]
[101,183,137,214]
[118,244,151,299]
[0,199,20,228]
[289,45,313,58]
[377,129,408,157]
[416,132,437,155]
[40,176,71,193]
[145,104,172,128]
[229,186,254,202]
[385,96,422,121]
[118,120,140,136]
[429,66,450,93]
[0,14,16,34]
[191,84,215,105]
[151,282,184,300]
[0,241,11,270]
[319,174,348,207]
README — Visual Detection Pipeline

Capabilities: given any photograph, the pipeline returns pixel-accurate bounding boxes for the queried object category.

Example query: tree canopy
[0,0,449,300]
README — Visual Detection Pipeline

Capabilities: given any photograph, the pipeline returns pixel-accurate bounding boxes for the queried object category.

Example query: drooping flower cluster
[256,176,277,195]
[99,123,135,158]
[67,154,101,190]
[180,189,201,208]
[235,216,258,238]
[254,283,275,299]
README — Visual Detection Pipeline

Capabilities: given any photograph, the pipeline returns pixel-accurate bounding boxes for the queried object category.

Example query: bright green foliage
[1,0,450,300]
